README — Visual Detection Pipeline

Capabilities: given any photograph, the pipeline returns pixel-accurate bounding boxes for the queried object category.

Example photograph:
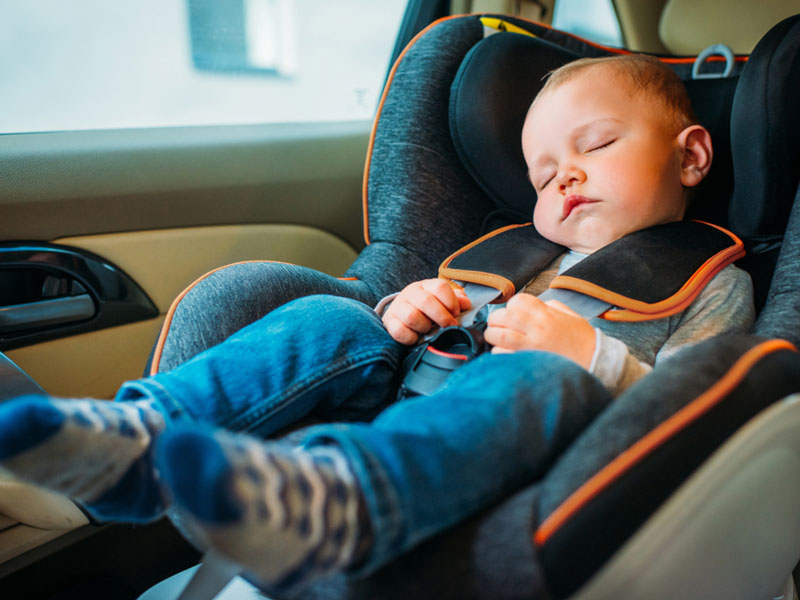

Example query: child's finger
[490,346,515,354]
[484,324,526,351]
[421,279,464,317]
[487,304,536,333]
[506,292,546,313]
[404,282,459,327]
[389,298,435,334]
[383,316,420,345]
[452,286,472,311]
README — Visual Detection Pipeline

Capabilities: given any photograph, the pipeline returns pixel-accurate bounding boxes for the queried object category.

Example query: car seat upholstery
[147,13,800,600]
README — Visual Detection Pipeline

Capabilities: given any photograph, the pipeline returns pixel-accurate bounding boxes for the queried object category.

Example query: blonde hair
[538,54,697,134]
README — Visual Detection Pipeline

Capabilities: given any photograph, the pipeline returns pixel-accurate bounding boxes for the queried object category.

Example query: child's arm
[382,279,472,345]
[484,294,596,368]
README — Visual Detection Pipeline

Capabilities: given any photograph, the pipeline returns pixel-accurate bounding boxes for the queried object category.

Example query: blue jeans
[117,295,611,572]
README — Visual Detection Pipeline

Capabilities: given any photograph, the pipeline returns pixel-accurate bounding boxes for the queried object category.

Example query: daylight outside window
[552,0,624,48]
[0,0,408,134]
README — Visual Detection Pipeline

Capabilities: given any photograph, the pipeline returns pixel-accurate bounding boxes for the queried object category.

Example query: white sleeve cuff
[374,292,400,316]
[589,328,629,391]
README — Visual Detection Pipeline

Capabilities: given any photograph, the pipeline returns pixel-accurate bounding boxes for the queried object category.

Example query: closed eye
[532,173,555,192]
[586,139,615,153]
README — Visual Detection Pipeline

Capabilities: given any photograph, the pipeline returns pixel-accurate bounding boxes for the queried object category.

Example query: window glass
[0,0,408,134]
[552,0,624,48]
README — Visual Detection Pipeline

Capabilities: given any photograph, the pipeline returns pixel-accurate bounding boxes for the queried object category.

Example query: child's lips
[561,195,599,220]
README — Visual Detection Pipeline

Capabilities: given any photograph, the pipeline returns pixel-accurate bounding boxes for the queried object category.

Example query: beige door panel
[6,224,358,399]
[6,318,162,400]
[55,224,358,312]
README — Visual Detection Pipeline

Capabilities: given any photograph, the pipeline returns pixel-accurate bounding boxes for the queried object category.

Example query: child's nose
[557,166,586,192]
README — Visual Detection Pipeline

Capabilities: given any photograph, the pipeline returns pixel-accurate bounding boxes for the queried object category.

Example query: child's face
[522,66,688,254]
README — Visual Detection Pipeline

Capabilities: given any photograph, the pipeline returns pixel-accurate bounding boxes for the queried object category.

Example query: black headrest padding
[683,77,739,226]
[729,14,800,242]
[449,33,581,221]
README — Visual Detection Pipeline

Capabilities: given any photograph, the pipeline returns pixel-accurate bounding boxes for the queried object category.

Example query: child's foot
[0,394,166,522]
[156,427,369,590]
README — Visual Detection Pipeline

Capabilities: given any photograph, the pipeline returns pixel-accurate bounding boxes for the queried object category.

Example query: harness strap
[441,220,745,323]
[458,282,612,326]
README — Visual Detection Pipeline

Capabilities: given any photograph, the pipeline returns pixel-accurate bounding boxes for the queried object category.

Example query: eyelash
[587,139,615,152]
[535,139,616,191]
[539,175,554,191]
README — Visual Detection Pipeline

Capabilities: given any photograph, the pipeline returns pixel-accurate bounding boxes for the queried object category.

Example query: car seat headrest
[450,16,800,249]
[449,33,580,222]
[728,14,800,242]
[659,0,800,54]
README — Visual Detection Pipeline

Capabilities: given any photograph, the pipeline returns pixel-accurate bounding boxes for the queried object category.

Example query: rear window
[552,0,624,48]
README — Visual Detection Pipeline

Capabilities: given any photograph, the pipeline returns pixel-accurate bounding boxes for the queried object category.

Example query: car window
[0,0,409,134]
[551,0,624,48]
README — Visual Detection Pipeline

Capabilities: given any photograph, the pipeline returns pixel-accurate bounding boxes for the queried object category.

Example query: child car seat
[145,13,800,600]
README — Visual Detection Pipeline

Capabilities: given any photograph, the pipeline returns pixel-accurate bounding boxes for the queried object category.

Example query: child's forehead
[537,65,630,107]
[528,67,660,126]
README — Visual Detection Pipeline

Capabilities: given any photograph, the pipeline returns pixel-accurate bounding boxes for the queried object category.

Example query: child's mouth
[562,195,598,220]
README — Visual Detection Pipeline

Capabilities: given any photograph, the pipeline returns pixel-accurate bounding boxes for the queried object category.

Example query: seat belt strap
[458,282,612,326]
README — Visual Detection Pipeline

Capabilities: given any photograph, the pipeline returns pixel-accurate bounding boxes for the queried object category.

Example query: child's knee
[285,295,377,323]
[274,295,387,342]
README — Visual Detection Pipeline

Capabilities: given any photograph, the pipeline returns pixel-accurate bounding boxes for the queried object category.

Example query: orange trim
[150,260,295,376]
[439,270,515,301]
[440,223,532,264]
[428,346,468,361]
[533,339,797,547]
[661,55,748,64]
[362,15,464,245]
[550,222,745,321]
[438,222,531,302]
[152,264,360,374]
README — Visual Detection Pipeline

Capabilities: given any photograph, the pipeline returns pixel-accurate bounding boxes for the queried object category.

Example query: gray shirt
[520,252,756,396]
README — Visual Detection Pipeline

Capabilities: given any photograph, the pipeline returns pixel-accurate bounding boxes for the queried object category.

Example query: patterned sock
[0,394,167,522]
[156,427,371,590]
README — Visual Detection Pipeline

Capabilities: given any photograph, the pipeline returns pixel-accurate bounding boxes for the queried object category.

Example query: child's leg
[121,294,404,435]
[0,295,404,522]
[154,351,611,588]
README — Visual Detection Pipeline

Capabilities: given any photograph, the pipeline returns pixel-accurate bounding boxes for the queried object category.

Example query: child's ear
[677,125,713,188]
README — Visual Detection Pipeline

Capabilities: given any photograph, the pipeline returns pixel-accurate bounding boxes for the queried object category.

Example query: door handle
[0,294,96,334]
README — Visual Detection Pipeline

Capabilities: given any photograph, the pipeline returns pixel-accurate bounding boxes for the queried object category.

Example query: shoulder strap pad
[439,221,745,320]
[439,223,564,303]
[553,221,745,321]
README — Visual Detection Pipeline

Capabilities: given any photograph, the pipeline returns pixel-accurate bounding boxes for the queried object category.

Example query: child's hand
[484,294,596,369]
[383,279,471,345]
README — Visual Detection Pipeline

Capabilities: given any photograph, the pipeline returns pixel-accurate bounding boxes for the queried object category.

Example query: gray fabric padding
[364,17,494,266]
[154,263,376,373]
[534,335,762,520]
[285,485,551,600]
[754,185,800,346]
[343,241,440,301]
